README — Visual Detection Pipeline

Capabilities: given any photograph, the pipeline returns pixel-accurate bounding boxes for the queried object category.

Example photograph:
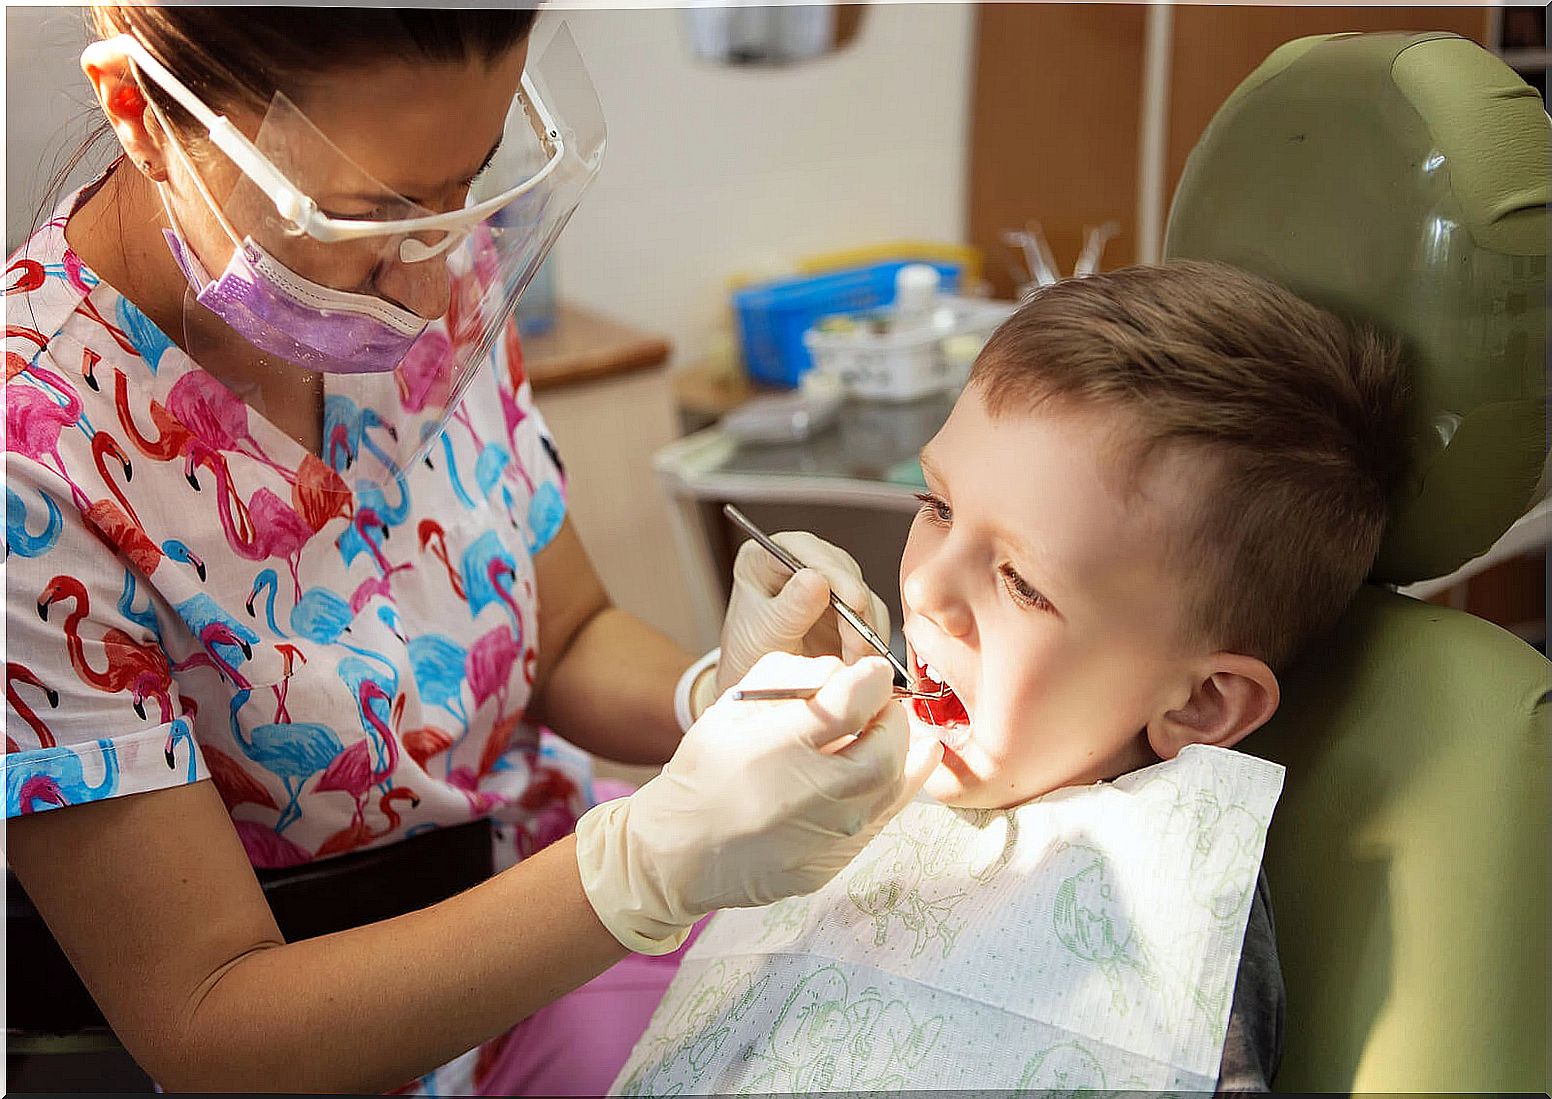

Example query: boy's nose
[902,562,975,641]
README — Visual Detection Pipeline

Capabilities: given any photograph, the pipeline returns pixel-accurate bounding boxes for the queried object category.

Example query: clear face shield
[122,27,604,485]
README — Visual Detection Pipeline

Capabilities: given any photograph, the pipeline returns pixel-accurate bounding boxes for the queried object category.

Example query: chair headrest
[1165,32,1549,584]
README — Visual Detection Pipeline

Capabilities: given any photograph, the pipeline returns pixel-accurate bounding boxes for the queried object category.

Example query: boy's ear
[1147,653,1279,759]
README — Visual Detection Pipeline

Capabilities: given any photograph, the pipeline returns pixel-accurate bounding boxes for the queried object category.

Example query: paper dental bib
[612,744,1284,1094]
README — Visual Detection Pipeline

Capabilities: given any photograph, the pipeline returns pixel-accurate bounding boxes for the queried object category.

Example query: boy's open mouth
[911,655,970,731]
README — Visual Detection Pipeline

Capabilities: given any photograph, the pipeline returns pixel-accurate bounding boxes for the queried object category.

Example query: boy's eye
[913,492,953,524]
[1000,563,1055,613]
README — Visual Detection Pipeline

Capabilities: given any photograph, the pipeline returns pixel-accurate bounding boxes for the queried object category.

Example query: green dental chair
[1165,32,1549,1091]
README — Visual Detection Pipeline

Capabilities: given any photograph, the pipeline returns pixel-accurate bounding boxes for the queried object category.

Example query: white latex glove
[575,653,942,954]
[717,531,891,694]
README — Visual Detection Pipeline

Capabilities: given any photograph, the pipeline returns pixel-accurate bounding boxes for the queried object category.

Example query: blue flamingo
[6,487,63,558]
[337,649,400,777]
[475,444,511,499]
[325,396,403,477]
[408,633,471,754]
[7,739,120,814]
[114,295,175,373]
[117,569,162,639]
[358,407,403,476]
[247,567,358,646]
[323,393,363,473]
[336,472,412,571]
[526,480,565,555]
[162,539,206,580]
[462,531,521,626]
[174,592,260,677]
[437,431,479,509]
[228,688,343,832]
[163,717,199,782]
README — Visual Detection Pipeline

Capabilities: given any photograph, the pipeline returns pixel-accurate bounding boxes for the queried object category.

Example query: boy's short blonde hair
[972,260,1408,670]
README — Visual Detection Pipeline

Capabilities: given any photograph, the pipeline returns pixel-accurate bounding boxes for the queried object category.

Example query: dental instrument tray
[803,295,1013,403]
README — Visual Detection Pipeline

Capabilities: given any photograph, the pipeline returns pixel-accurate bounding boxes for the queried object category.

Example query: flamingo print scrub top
[5,183,595,871]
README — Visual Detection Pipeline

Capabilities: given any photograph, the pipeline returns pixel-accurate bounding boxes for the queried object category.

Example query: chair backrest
[1165,32,1549,1090]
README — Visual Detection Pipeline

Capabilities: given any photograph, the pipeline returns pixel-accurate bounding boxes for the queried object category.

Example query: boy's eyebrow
[918,447,1067,599]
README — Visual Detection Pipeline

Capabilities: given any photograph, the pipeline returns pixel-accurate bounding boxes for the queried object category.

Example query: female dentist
[3,7,940,1093]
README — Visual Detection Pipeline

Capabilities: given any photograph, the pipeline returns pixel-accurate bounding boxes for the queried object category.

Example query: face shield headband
[115,25,605,486]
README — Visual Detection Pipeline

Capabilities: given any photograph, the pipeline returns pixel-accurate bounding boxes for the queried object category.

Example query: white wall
[8,6,975,308]
[6,7,108,253]
[544,6,975,366]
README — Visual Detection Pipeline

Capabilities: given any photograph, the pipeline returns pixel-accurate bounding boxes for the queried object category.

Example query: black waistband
[7,817,495,1037]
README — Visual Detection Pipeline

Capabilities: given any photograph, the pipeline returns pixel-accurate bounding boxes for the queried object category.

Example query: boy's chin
[918,745,1007,809]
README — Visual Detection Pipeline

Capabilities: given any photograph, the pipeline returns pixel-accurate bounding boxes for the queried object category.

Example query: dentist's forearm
[161,835,625,1093]
[528,605,692,765]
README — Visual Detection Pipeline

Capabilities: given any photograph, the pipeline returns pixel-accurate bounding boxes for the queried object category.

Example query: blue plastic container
[733,261,961,388]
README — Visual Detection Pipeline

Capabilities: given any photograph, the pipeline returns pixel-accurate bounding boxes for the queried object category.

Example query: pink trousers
[474,780,702,1097]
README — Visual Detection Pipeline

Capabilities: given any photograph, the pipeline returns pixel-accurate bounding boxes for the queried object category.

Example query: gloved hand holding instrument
[576,652,942,953]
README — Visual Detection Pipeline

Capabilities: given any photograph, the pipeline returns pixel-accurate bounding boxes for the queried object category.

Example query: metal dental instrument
[733,685,923,702]
[722,504,949,700]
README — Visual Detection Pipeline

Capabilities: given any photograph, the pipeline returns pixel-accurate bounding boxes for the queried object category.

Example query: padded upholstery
[1166,32,1548,584]
[1165,33,1550,1090]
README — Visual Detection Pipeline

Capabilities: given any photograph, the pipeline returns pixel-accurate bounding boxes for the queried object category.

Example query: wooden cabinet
[968,4,1491,297]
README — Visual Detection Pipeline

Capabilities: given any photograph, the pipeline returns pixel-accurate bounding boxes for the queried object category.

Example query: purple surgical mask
[162,226,430,375]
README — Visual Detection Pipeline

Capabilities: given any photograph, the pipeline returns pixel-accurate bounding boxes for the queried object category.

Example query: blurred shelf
[1499,48,1552,72]
[523,303,671,392]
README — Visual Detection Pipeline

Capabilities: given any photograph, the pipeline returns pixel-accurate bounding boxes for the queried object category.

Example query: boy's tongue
[911,655,970,728]
[913,688,968,727]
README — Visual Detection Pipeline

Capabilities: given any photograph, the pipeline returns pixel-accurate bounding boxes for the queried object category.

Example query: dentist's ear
[1146,653,1279,759]
[82,39,168,181]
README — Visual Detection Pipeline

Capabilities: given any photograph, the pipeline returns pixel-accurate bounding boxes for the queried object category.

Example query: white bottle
[891,263,941,334]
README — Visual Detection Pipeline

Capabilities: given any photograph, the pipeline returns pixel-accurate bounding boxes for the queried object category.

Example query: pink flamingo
[204,743,279,814]
[346,506,414,614]
[314,787,420,858]
[38,575,173,722]
[71,294,139,356]
[90,432,140,524]
[7,360,91,510]
[291,453,353,533]
[466,624,519,712]
[269,643,307,723]
[7,661,59,748]
[315,680,401,815]
[235,819,312,869]
[172,622,256,690]
[115,368,191,462]
[396,329,456,414]
[166,371,292,479]
[417,519,467,601]
[185,441,312,598]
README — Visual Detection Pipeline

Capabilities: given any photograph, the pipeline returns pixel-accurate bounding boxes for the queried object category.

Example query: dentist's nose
[376,242,452,321]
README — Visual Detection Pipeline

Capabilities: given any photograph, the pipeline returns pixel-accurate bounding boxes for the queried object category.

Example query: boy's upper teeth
[923,663,944,685]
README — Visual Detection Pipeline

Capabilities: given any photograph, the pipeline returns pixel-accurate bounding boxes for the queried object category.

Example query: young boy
[615,260,1407,1094]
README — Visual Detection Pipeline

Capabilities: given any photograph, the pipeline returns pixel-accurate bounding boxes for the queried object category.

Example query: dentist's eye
[1000,563,1054,613]
[913,492,953,525]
